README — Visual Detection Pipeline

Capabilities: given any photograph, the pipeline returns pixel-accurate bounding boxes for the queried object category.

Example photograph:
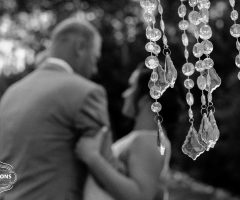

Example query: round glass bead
[186,92,194,106]
[195,60,205,72]
[182,33,189,47]
[178,4,187,18]
[182,62,195,76]
[203,57,214,69]
[188,11,201,26]
[150,86,161,99]
[178,20,189,31]
[199,24,212,40]
[201,40,213,55]
[143,12,156,24]
[198,0,210,10]
[197,75,207,90]
[200,8,209,23]
[188,0,198,7]
[235,54,240,68]
[184,78,195,89]
[146,26,162,41]
[140,0,157,12]
[193,42,204,58]
[145,42,161,55]
[231,10,239,21]
[230,24,240,38]
[145,56,159,69]
[151,71,158,81]
[151,102,162,112]
[229,0,235,7]
[238,71,240,80]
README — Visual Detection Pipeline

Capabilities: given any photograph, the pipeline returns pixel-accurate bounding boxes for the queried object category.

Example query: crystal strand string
[229,0,240,80]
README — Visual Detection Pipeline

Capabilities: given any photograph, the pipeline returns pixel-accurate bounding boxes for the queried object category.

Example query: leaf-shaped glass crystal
[165,54,177,88]
[155,65,170,95]
[204,68,221,93]
[182,126,205,160]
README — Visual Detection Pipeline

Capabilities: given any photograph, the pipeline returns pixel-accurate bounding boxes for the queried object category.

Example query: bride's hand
[76,126,108,164]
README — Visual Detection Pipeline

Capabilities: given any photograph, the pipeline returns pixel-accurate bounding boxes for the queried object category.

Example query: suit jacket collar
[39,57,74,74]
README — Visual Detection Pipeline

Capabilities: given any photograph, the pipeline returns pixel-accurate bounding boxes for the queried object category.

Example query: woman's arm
[77,132,163,200]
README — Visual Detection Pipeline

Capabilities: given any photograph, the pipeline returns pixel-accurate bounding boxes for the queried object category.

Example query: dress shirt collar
[45,57,74,74]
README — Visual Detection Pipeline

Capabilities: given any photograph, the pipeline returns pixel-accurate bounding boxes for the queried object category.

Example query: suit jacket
[0,61,111,200]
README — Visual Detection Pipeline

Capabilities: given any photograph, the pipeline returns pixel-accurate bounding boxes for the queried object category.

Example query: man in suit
[0,18,112,200]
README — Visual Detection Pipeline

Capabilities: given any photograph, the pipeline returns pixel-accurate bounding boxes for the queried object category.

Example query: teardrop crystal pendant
[182,126,205,160]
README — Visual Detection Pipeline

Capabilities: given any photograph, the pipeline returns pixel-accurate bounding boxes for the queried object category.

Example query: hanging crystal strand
[198,0,221,150]
[140,0,165,155]
[229,0,240,80]
[178,0,204,160]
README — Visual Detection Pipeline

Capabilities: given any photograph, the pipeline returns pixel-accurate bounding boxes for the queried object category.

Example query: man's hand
[76,126,108,164]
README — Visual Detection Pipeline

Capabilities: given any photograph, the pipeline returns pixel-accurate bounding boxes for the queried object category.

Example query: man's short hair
[51,18,101,49]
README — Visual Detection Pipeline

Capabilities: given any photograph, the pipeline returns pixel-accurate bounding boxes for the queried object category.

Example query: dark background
[0,0,240,198]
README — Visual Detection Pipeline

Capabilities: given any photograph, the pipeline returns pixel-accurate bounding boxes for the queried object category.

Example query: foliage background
[0,0,240,198]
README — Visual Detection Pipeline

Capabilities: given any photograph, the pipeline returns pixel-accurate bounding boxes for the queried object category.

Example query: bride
[77,63,171,200]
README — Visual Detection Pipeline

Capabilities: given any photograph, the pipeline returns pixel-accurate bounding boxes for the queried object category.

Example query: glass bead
[203,57,214,69]
[145,42,161,55]
[148,80,154,89]
[194,28,199,39]
[145,56,159,69]
[235,54,240,68]
[151,71,158,81]
[208,92,212,102]
[230,24,240,38]
[179,20,189,31]
[151,102,162,112]
[184,78,195,89]
[199,24,212,40]
[200,8,209,23]
[229,0,235,7]
[182,33,189,47]
[236,40,240,51]
[201,40,213,55]
[231,10,239,21]
[188,108,194,119]
[193,42,204,58]
[186,92,194,106]
[150,86,161,99]
[188,11,201,26]
[238,71,240,80]
[146,26,162,41]
[184,49,189,59]
[198,0,210,10]
[195,60,205,72]
[201,94,206,105]
[163,35,168,46]
[197,75,207,90]
[182,62,195,76]
[158,4,163,15]
[178,4,187,18]
[160,20,165,32]
[140,0,157,12]
[188,0,198,7]
[143,12,156,24]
